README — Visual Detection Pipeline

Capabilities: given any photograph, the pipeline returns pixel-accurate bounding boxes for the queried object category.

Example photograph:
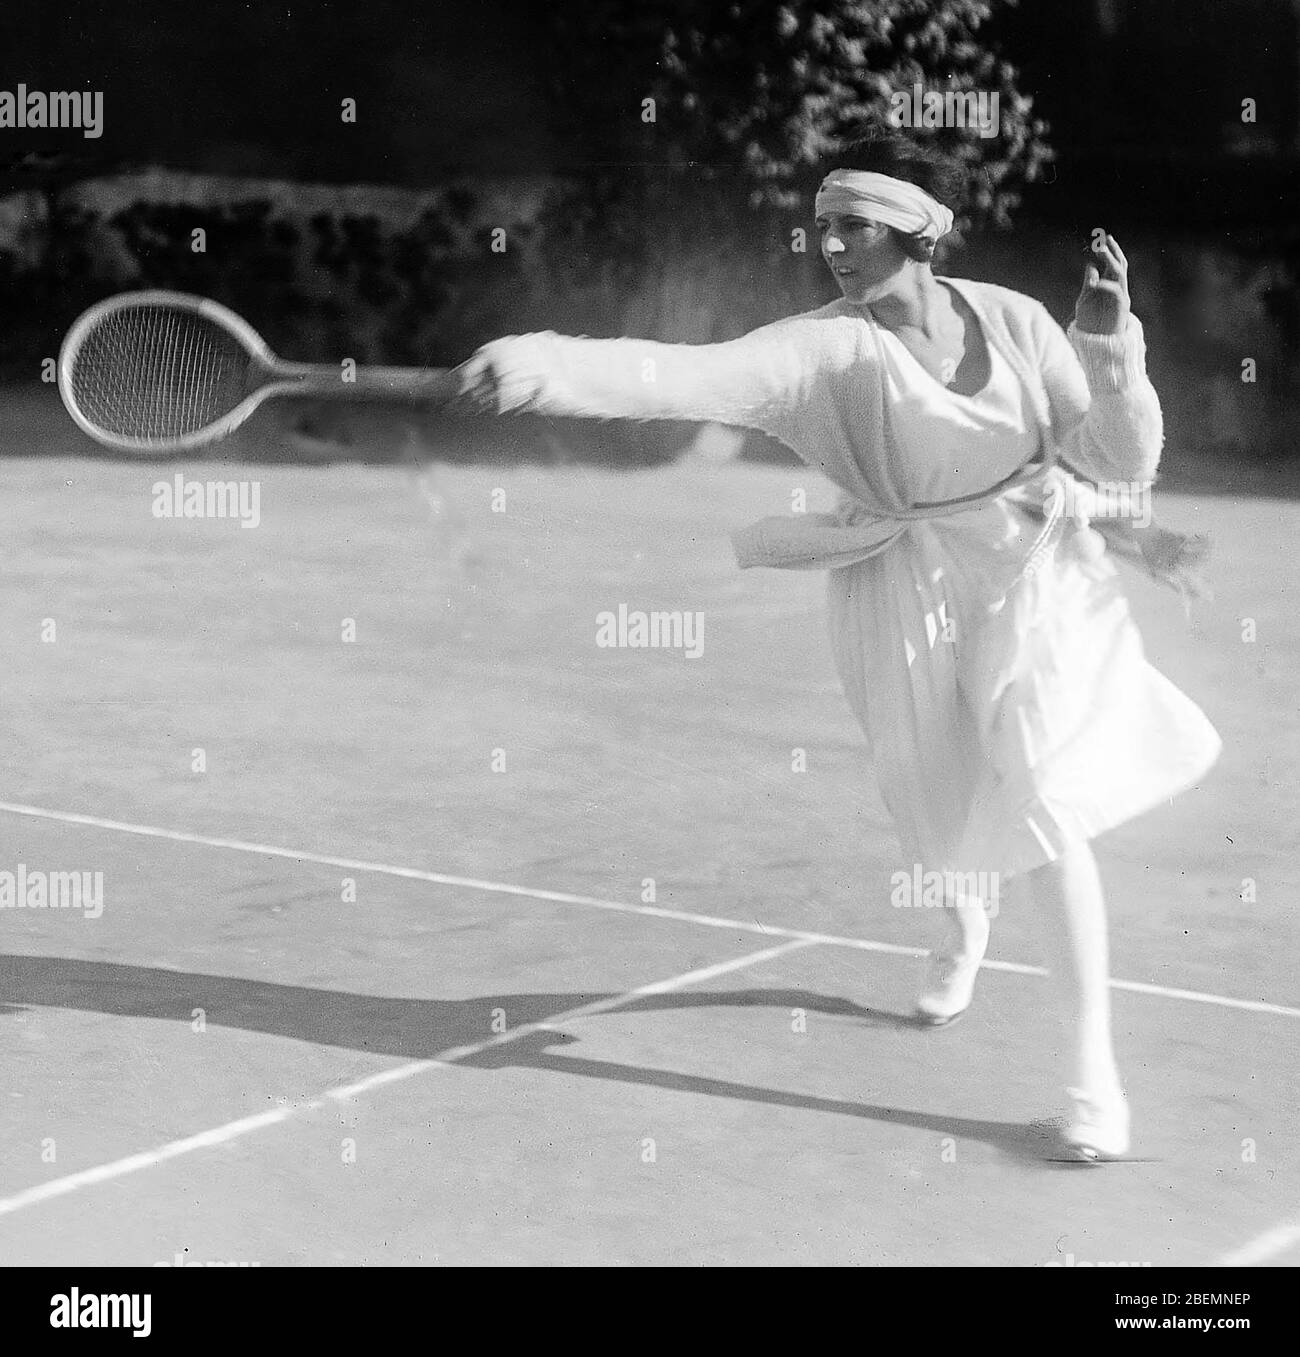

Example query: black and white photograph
[0,0,1296,1292]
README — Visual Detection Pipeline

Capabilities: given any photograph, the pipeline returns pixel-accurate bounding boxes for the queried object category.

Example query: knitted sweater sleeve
[1032,303,1164,485]
[446,321,816,442]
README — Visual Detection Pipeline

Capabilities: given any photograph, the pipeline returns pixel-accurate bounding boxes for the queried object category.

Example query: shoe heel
[1064,1085,1130,1160]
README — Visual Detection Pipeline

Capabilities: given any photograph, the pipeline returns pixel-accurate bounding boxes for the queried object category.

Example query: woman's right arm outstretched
[446,323,816,440]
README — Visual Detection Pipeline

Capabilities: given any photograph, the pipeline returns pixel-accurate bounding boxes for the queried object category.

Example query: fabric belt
[730,459,1209,607]
[730,446,1068,574]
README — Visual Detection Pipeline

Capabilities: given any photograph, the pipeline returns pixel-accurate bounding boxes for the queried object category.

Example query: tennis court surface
[2,433,1297,1266]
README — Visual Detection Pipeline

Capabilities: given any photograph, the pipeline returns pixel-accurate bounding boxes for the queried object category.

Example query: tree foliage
[544,0,1051,229]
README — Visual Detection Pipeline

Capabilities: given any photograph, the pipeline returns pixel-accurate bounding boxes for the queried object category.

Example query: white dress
[825,305,1218,876]
[453,278,1222,879]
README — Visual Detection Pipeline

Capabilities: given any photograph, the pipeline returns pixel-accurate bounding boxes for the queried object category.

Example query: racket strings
[66,305,254,443]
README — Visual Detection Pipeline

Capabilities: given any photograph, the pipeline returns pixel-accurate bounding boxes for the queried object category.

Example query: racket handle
[277,363,460,406]
[338,365,460,405]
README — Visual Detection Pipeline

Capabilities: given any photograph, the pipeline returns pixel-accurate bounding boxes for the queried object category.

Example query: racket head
[58,290,280,455]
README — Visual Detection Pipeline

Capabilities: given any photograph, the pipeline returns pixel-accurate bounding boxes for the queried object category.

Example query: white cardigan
[452,279,1171,578]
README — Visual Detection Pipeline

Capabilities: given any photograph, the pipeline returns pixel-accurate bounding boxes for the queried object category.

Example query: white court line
[0,799,936,964]
[1,798,1298,1019]
[1213,1220,1300,1268]
[0,937,816,1219]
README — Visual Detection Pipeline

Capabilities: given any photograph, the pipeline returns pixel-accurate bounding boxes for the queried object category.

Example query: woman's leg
[916,882,991,1023]
[1025,835,1129,1153]
[938,883,991,954]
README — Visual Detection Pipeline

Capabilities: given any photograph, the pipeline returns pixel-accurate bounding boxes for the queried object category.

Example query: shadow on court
[487,1030,1062,1165]
[0,953,1059,1164]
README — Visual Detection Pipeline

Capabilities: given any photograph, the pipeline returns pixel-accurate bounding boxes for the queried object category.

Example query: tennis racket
[58,290,458,455]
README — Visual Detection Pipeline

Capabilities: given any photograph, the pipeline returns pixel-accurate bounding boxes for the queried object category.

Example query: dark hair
[820,124,967,262]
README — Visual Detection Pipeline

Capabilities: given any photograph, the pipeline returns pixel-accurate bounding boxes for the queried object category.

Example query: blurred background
[1,0,1297,483]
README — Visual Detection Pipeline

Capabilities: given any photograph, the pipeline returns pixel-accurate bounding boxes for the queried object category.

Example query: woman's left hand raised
[1074,232,1132,336]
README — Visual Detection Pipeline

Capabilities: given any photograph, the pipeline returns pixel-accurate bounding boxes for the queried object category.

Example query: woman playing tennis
[457,128,1223,1160]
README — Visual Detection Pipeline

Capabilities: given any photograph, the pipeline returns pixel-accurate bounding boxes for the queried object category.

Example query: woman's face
[816,211,912,304]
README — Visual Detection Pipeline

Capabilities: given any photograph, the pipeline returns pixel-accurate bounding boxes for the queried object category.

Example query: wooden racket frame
[58,290,456,455]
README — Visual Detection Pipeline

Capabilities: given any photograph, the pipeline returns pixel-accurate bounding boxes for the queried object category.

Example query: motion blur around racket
[58,291,458,455]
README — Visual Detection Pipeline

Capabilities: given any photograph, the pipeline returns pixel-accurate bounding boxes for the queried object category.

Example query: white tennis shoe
[915,908,990,1025]
[1064,1083,1131,1160]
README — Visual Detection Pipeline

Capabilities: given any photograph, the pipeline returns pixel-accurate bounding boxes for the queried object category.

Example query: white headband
[815,170,954,242]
